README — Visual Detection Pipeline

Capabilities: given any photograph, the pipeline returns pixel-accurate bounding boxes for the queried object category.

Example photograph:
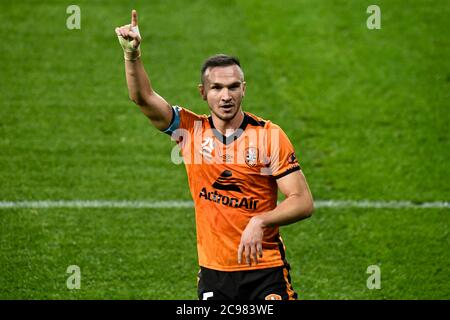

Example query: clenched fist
[115,10,141,61]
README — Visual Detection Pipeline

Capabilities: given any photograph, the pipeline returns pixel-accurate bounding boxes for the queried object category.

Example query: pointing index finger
[131,9,138,27]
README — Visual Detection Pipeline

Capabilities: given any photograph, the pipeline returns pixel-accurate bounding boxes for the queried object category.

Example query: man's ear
[242,81,246,97]
[198,84,207,101]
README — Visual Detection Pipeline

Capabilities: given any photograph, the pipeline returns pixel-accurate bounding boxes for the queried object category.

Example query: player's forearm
[257,193,314,228]
[125,55,154,106]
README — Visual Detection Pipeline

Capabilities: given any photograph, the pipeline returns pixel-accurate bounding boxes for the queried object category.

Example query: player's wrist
[124,49,141,61]
[117,24,141,60]
[252,215,270,229]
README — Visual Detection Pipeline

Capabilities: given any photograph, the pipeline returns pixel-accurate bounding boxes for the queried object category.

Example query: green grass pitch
[0,0,448,299]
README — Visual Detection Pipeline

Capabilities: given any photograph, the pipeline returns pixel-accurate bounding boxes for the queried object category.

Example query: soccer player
[116,10,314,300]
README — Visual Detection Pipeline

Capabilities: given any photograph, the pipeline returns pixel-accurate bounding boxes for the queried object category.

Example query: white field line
[0,200,448,209]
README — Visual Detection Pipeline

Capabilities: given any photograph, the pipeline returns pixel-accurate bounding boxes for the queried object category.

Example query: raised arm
[115,10,173,131]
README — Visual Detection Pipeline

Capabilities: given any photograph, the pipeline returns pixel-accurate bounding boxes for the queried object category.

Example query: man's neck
[211,111,245,136]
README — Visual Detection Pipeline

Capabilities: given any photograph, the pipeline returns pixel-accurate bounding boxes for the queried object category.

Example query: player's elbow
[301,196,314,219]
[129,94,147,106]
[305,199,314,217]
[290,193,314,220]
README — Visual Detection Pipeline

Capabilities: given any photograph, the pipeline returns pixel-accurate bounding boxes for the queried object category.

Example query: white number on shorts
[202,291,214,300]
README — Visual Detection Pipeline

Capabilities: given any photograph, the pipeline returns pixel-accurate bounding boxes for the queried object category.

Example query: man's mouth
[220,104,234,109]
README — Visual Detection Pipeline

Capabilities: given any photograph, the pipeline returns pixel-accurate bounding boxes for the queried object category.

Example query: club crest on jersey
[245,147,258,167]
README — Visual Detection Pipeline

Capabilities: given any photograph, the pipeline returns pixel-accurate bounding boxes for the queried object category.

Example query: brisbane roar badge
[245,147,259,167]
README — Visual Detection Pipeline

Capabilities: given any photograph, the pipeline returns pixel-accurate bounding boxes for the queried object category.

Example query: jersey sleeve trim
[162,105,181,135]
[273,166,301,180]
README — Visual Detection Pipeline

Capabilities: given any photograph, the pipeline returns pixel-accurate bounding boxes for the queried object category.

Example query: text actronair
[199,187,259,210]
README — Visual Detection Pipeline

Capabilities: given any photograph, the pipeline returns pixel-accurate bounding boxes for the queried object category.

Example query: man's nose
[221,88,232,101]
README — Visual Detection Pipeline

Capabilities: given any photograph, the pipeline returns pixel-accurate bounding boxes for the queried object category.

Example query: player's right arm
[115,10,173,131]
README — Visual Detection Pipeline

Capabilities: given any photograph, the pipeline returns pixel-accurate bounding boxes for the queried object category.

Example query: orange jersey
[165,106,301,271]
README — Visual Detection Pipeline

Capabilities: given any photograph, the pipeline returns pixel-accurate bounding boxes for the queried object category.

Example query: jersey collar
[208,113,249,145]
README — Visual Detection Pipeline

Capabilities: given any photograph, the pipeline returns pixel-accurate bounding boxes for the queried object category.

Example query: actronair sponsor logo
[212,170,243,193]
[199,170,259,210]
[198,188,259,210]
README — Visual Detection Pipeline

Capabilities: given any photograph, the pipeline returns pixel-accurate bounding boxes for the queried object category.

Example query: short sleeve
[162,106,203,134]
[161,106,206,154]
[268,124,301,179]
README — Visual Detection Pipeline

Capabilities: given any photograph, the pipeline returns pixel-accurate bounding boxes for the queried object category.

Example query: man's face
[199,65,246,122]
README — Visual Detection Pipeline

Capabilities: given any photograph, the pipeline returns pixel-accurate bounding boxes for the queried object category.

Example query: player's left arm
[238,170,314,265]
[261,170,314,226]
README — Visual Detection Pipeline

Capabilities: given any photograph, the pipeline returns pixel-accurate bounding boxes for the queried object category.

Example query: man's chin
[218,113,236,121]
[213,110,238,121]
